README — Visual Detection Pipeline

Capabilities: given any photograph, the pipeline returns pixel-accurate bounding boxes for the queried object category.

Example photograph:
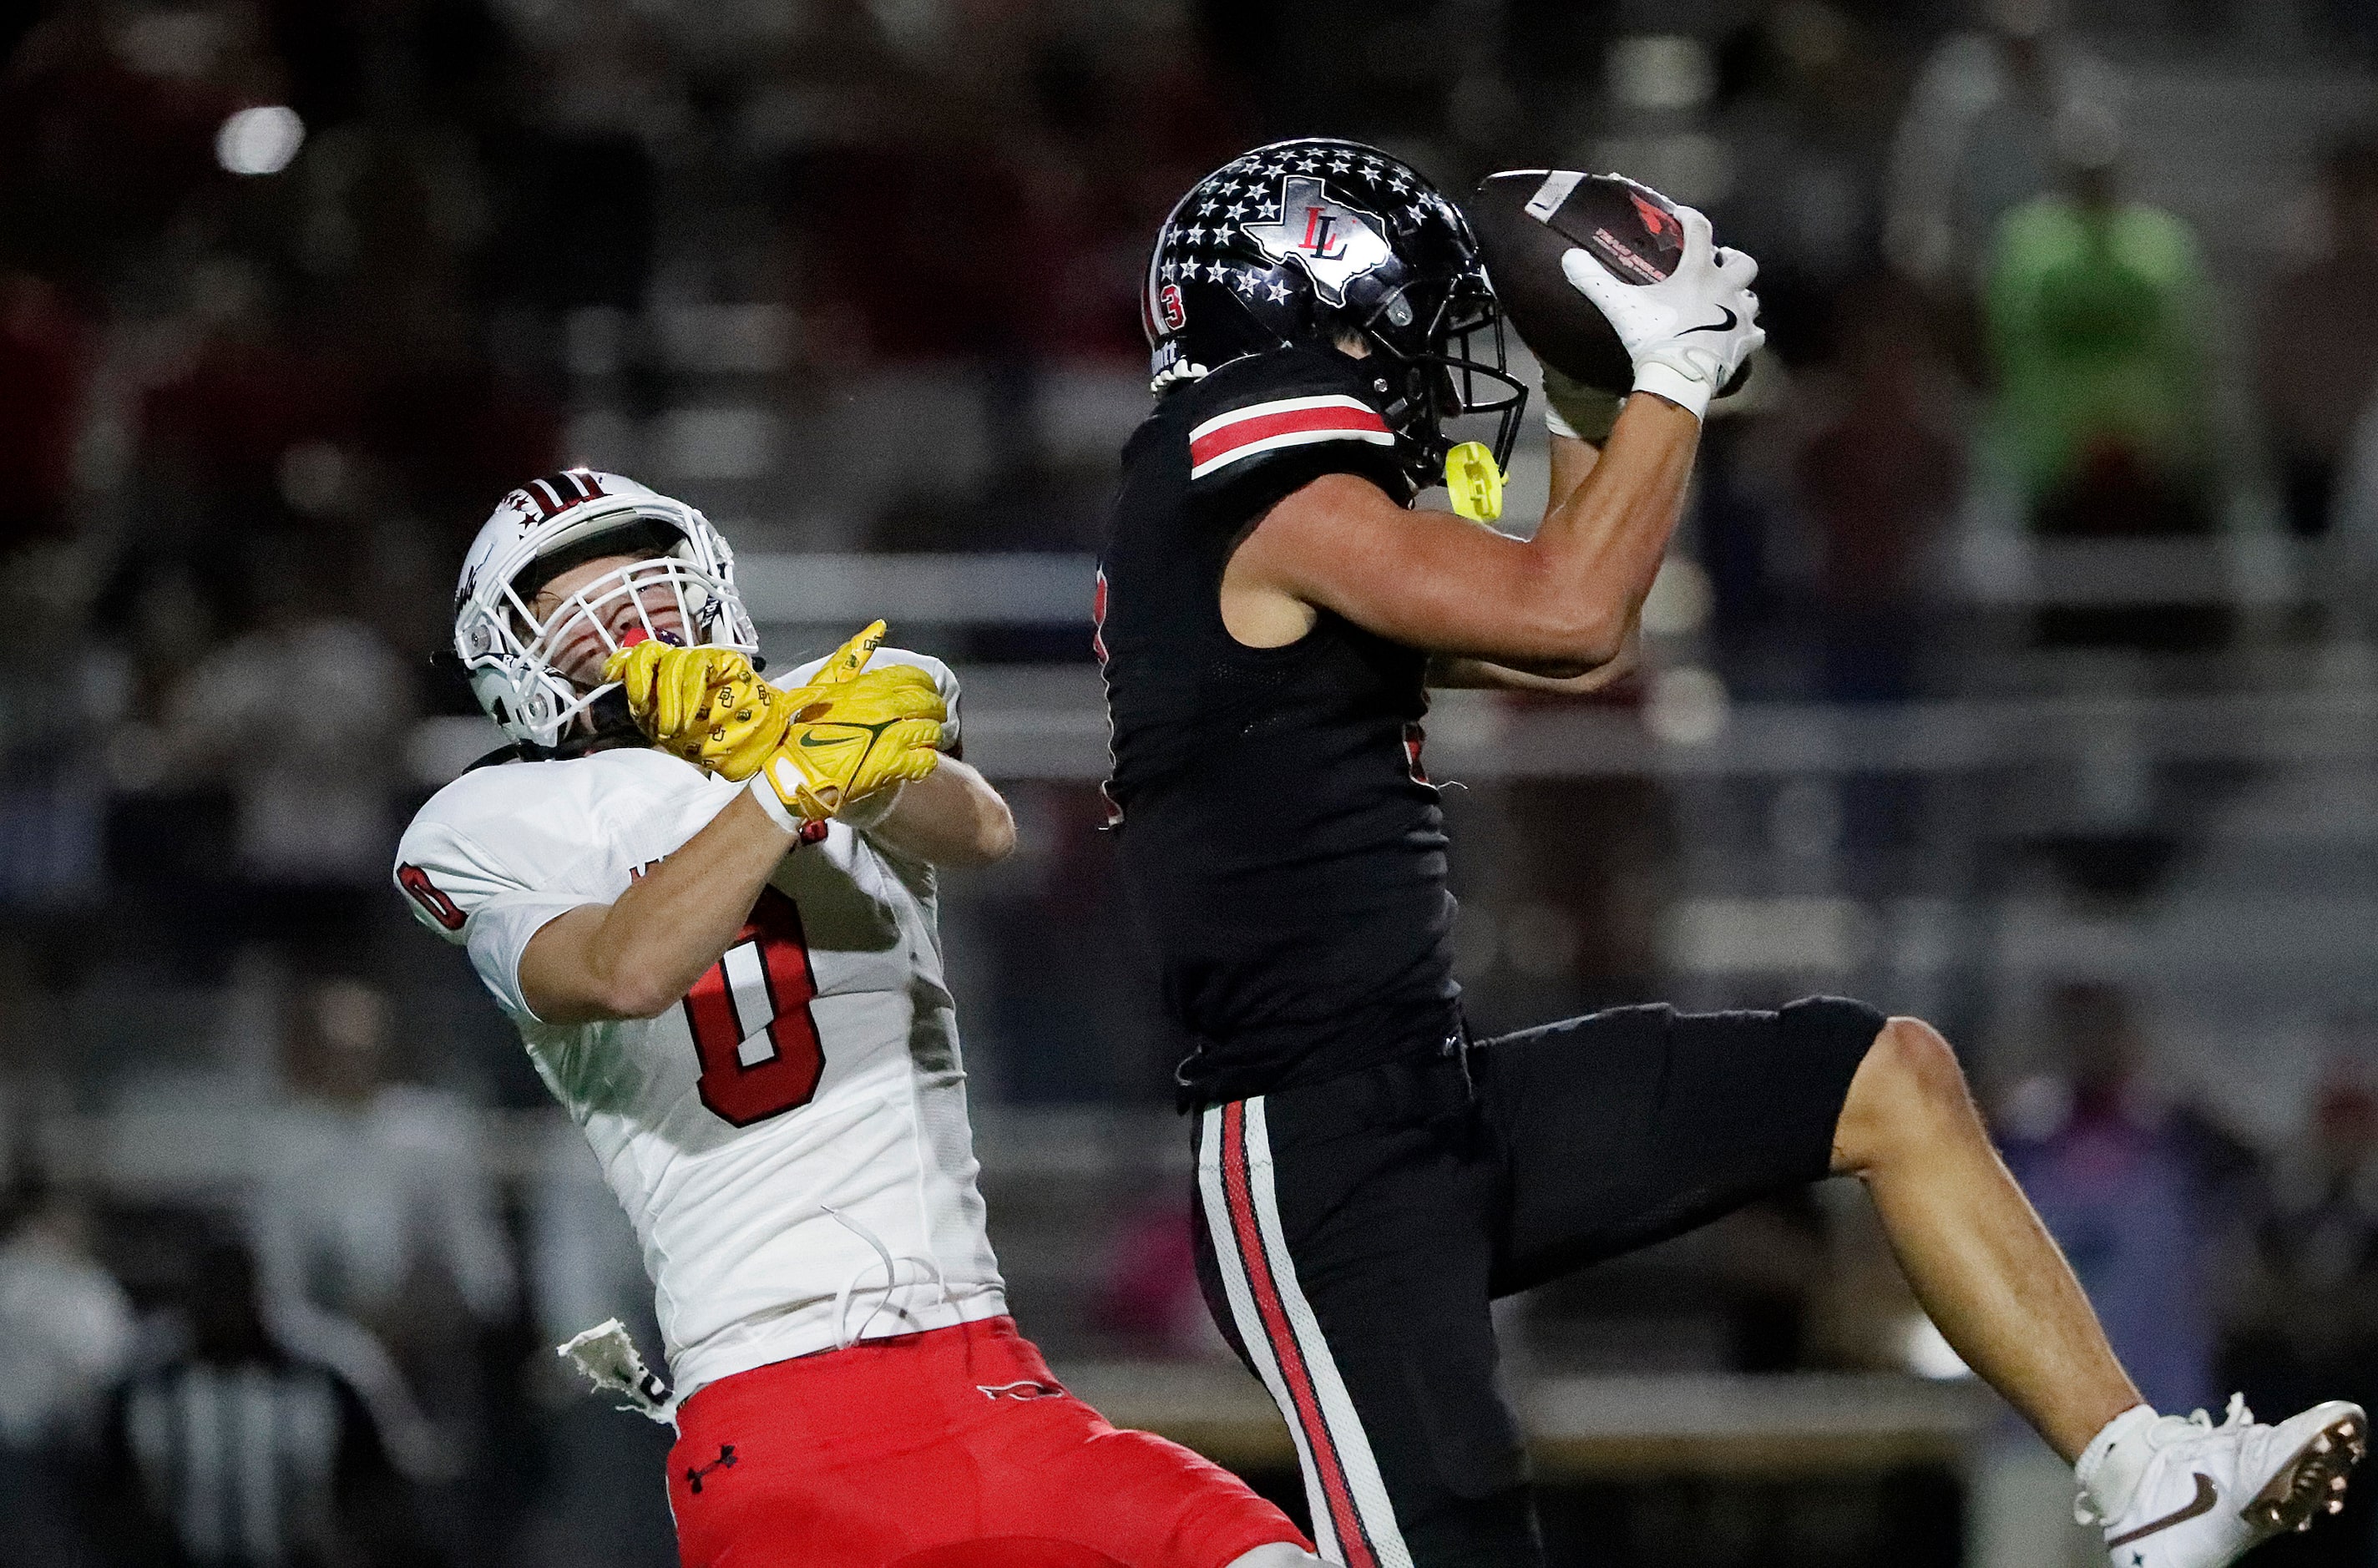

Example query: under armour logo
[686,1444,737,1494]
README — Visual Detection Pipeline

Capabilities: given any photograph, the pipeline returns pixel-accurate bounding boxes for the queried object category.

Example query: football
[1465,169,1748,400]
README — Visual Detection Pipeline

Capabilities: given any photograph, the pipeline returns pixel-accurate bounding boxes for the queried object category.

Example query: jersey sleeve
[394,783,605,1023]
[778,645,963,757]
[1178,348,1412,515]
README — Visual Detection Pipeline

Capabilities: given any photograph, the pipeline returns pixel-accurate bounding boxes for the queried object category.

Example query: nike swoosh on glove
[752,698,944,826]
[604,620,944,789]
[1558,185,1763,420]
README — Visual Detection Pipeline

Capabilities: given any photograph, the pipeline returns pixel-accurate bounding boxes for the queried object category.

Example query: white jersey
[392,655,1004,1399]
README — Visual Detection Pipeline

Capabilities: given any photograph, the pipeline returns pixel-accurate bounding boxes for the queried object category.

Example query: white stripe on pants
[1198,1098,1411,1568]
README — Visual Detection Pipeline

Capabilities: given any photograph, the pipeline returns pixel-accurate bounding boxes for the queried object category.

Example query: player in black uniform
[1096,139,2364,1568]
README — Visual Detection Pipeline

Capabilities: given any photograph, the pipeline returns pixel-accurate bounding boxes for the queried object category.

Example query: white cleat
[2084,1394,2365,1568]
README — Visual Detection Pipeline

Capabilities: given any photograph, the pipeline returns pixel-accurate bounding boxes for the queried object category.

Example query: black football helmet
[1141,138,1528,489]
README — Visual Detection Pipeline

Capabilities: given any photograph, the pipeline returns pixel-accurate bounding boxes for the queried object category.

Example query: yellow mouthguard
[1445,441,1504,524]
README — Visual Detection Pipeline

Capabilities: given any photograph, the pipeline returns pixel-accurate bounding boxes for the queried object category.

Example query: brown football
[1465,169,1748,400]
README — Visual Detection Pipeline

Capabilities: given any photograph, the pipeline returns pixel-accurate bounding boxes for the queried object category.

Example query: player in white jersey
[396,470,1316,1568]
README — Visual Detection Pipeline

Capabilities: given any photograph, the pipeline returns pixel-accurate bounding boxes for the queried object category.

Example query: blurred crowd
[7,0,2378,1564]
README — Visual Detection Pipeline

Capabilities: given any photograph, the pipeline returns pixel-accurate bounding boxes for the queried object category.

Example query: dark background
[7,1,2378,1565]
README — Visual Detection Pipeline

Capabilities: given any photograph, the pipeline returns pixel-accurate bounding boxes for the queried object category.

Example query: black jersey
[1098,346,1463,1107]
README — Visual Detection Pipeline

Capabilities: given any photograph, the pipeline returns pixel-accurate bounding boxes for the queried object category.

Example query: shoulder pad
[1178,348,1401,493]
[392,765,564,939]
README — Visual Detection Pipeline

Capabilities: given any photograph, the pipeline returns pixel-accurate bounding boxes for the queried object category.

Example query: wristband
[745,769,805,835]
[1633,362,1712,421]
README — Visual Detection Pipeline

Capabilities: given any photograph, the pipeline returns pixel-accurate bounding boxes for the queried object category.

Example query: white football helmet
[453,468,760,748]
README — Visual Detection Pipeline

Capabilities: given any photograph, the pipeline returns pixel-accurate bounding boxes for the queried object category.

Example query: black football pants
[1188,997,1885,1568]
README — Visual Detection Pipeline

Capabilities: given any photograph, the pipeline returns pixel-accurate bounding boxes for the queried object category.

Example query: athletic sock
[2076,1404,2159,1522]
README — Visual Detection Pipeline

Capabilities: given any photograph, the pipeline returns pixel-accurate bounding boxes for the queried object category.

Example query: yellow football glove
[754,706,943,824]
[610,620,941,828]
[602,621,946,796]
[754,624,944,822]
[603,638,790,776]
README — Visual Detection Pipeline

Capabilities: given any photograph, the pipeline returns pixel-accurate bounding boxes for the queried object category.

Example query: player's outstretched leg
[1834,1017,2365,1567]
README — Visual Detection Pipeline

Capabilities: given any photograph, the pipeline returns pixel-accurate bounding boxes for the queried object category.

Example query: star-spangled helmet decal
[1239,175,1395,307]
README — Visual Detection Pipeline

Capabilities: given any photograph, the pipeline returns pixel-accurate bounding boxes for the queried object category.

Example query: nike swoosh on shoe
[2107,1474,2219,1547]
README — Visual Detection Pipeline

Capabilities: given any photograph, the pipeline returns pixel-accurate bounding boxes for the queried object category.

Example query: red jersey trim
[1186,395,1395,480]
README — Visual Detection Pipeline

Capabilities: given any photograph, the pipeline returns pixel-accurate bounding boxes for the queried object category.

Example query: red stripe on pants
[1220,1101,1376,1568]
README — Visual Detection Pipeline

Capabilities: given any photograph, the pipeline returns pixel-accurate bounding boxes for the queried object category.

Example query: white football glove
[1559,192,1763,421]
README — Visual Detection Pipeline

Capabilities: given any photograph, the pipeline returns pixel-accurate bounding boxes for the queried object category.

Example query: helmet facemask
[528,554,729,673]
[1348,272,1529,493]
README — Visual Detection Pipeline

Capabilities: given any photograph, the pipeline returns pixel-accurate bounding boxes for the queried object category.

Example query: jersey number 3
[681,888,824,1125]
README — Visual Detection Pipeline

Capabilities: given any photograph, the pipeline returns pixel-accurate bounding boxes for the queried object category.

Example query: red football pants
[667,1316,1306,1568]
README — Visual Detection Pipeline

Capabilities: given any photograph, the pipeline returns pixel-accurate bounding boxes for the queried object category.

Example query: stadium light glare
[215,106,305,176]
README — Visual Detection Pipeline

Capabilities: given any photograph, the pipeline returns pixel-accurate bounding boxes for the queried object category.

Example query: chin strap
[1151,357,1212,392]
[522,688,648,761]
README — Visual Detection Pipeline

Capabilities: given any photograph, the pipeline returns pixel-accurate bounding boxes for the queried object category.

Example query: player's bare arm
[1426,428,1645,692]
[519,786,800,1024]
[1427,625,1639,692]
[865,755,1014,867]
[1221,391,1697,669]
[519,761,1009,1023]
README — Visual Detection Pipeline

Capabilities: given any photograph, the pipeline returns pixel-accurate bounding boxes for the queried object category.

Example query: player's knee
[1840,1016,1977,1165]
[1872,1017,1973,1121]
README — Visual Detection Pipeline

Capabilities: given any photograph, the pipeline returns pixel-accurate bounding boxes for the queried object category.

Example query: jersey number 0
[681,888,824,1125]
